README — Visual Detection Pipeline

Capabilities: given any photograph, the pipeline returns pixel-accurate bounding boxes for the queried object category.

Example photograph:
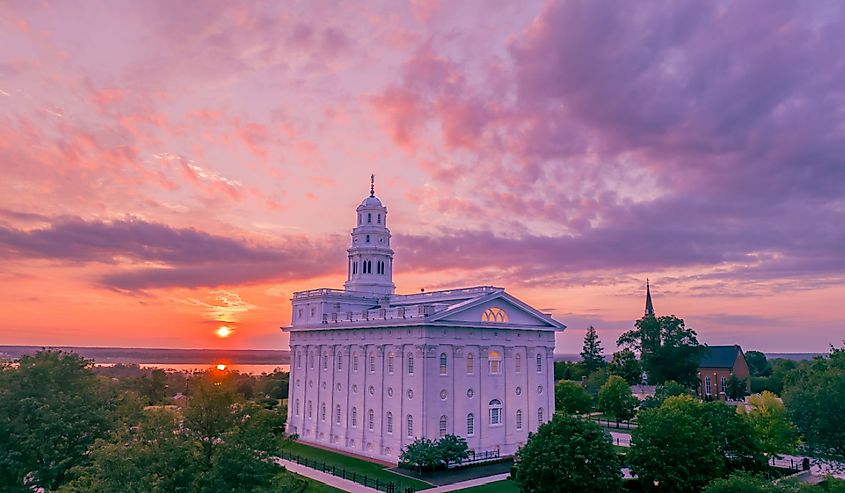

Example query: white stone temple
[283,177,565,463]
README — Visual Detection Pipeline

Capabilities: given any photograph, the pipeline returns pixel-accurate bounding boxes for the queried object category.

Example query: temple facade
[283,178,565,463]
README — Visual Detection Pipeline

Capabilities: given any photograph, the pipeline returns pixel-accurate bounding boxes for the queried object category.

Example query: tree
[628,395,764,493]
[400,438,441,473]
[0,350,115,492]
[555,380,593,415]
[783,344,845,463]
[738,391,799,456]
[436,434,469,467]
[581,326,606,374]
[639,380,686,410]
[554,361,587,381]
[745,351,771,377]
[609,349,642,385]
[617,315,704,387]
[725,375,748,401]
[702,472,781,493]
[583,368,610,397]
[515,415,622,493]
[598,375,638,426]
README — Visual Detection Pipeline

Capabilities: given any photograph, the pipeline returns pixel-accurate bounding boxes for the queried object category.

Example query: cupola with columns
[343,175,395,295]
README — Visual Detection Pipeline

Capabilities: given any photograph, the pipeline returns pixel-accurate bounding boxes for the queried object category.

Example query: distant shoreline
[0,345,290,364]
[0,345,821,364]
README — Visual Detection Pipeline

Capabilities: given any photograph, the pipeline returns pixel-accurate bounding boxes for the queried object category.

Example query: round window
[387,387,394,397]
[440,389,448,400]
[537,385,543,395]
[467,388,474,398]
[515,386,522,396]
[407,389,414,399]
[336,383,341,392]
[352,384,358,393]
[369,385,375,395]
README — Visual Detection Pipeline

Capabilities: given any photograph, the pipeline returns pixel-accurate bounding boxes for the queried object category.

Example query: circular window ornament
[369,385,375,395]
[336,383,341,392]
[352,384,358,393]
[387,387,394,397]
[515,386,522,396]
[467,388,474,398]
[309,380,313,388]
[321,381,326,390]
[296,379,300,387]
[440,389,448,400]
[537,385,543,395]
[407,389,414,399]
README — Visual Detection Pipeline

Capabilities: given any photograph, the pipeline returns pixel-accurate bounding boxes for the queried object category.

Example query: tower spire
[644,278,655,317]
[370,174,375,197]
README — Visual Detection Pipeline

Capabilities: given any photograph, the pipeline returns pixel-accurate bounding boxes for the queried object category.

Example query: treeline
[0,351,321,493]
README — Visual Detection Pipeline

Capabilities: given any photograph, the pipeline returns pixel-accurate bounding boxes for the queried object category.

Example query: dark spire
[645,278,655,317]
[370,174,375,197]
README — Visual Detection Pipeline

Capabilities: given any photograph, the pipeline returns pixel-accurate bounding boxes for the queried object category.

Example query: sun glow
[216,363,227,371]
[216,326,232,338]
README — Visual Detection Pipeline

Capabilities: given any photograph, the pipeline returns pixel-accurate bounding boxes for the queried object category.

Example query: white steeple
[343,175,395,295]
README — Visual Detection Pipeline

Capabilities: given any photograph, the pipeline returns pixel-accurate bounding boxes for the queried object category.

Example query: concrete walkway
[276,457,511,493]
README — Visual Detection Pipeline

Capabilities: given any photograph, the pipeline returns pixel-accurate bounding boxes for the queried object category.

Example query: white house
[283,178,566,463]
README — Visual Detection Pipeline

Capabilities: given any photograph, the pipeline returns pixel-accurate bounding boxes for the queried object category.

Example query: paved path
[424,473,511,492]
[275,457,379,493]
[609,431,631,447]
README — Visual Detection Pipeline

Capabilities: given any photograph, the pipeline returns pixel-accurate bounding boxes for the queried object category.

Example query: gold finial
[370,174,375,197]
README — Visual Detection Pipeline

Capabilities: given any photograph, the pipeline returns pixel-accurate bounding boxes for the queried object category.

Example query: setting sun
[215,363,226,371]
[215,326,232,338]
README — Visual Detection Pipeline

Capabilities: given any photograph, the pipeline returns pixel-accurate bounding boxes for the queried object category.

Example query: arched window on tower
[353,262,357,275]
[367,213,372,223]
[366,234,370,243]
[377,213,381,224]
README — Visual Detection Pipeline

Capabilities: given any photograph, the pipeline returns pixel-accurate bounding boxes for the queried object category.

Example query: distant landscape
[0,345,290,364]
[0,346,818,365]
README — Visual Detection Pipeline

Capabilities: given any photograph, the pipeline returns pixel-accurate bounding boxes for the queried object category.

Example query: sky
[1,0,843,354]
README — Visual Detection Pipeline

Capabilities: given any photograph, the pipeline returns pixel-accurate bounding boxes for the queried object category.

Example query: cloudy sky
[1,0,843,353]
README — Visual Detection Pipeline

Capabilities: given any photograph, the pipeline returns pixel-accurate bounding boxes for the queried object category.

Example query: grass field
[281,441,433,490]
[452,479,520,493]
[298,473,346,493]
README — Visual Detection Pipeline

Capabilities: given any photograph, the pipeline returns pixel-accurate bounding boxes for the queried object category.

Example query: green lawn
[297,473,346,493]
[280,441,433,490]
[452,479,520,493]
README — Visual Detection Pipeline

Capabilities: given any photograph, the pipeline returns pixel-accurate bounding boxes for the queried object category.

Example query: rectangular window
[388,353,394,374]
[369,355,375,373]
[353,354,359,372]
[489,359,501,374]
[705,376,712,396]
[536,354,543,373]
[439,353,447,375]
[408,354,414,374]
[490,408,501,426]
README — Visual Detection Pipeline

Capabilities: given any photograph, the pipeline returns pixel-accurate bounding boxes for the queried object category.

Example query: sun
[216,363,227,371]
[215,326,232,338]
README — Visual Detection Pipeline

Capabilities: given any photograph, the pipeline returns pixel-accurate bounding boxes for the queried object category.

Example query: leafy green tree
[400,438,441,473]
[129,368,168,405]
[515,415,622,493]
[0,350,115,492]
[436,434,469,467]
[617,315,704,387]
[745,351,772,377]
[608,349,642,385]
[725,375,748,401]
[554,361,587,381]
[598,375,638,426]
[184,377,239,469]
[555,380,593,415]
[581,326,606,374]
[702,472,780,493]
[783,344,845,462]
[583,367,611,397]
[738,391,799,456]
[629,395,764,493]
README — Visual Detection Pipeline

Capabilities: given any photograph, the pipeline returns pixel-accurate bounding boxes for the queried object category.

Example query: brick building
[697,345,751,401]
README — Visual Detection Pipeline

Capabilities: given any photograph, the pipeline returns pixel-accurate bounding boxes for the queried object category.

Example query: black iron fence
[588,416,637,430]
[461,448,501,465]
[276,450,417,493]
[768,455,809,472]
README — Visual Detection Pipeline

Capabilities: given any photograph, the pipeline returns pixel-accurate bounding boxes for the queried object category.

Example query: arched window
[489,399,503,425]
[353,261,357,275]
[538,408,544,423]
[337,353,343,371]
[366,234,370,243]
[386,412,393,434]
[407,353,414,374]
[388,353,394,373]
[377,213,381,224]
[353,353,359,372]
[351,407,358,427]
[335,405,341,424]
[516,409,523,430]
[515,353,521,373]
[369,353,375,373]
[439,415,447,437]
[439,353,447,375]
[406,415,414,437]
[488,351,502,374]
[321,402,326,421]
[536,354,543,373]
[466,353,474,374]
[467,413,475,436]
[308,400,313,419]
[367,213,372,223]
[481,307,509,323]
[295,399,300,416]
[368,409,374,431]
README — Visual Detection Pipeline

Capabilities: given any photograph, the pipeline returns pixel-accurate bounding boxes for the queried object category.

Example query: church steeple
[343,175,395,295]
[644,279,655,317]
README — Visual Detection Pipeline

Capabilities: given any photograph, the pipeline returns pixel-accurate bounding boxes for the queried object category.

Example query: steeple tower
[343,175,395,295]
[644,279,655,317]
